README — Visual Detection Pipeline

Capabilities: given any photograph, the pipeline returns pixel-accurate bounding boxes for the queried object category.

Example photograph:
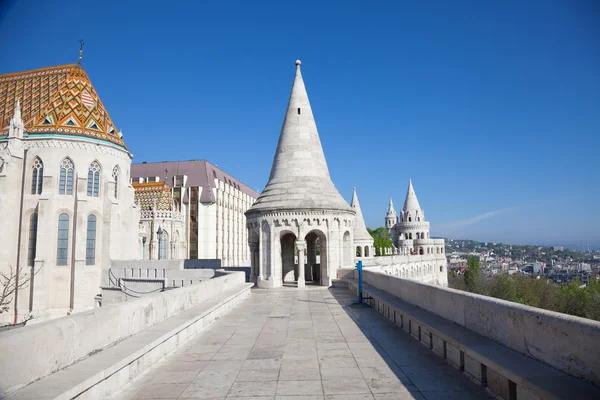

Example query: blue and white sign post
[356,260,363,303]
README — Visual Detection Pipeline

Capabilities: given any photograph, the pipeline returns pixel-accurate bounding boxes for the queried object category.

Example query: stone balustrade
[139,209,184,221]
[357,269,600,386]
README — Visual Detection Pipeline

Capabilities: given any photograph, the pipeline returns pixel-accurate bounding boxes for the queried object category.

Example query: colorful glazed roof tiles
[0,64,126,148]
[133,182,173,211]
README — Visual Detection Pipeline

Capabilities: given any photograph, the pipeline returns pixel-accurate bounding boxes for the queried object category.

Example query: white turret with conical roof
[246,61,356,289]
[401,179,424,222]
[385,197,397,231]
[352,188,374,258]
[247,60,352,214]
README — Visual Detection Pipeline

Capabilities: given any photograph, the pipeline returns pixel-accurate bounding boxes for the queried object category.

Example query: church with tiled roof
[0,61,139,324]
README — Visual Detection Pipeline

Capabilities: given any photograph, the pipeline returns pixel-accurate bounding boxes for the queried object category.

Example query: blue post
[357,260,363,303]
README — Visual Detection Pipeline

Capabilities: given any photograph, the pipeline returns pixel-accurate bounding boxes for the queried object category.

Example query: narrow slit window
[297,108,301,115]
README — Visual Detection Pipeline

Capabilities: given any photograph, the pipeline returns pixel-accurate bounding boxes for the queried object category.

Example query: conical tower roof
[351,188,372,241]
[386,197,396,216]
[247,61,352,215]
[403,179,422,212]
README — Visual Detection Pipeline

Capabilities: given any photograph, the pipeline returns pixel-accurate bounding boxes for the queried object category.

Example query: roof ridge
[0,64,78,80]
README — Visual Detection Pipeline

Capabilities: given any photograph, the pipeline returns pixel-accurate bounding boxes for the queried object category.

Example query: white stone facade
[0,110,138,323]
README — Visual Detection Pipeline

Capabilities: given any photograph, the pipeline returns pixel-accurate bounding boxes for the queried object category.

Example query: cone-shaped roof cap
[403,179,422,212]
[247,61,352,214]
[386,197,396,216]
[351,188,373,241]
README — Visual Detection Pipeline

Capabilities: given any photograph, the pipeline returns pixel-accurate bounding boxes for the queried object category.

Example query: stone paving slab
[110,288,493,400]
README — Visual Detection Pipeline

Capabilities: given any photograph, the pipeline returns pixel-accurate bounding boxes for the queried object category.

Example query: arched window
[31,158,43,195]
[86,215,97,265]
[408,217,412,222]
[59,159,74,195]
[87,161,101,197]
[440,266,443,273]
[28,213,38,266]
[112,166,119,199]
[57,213,69,266]
[419,247,424,255]
[158,229,168,260]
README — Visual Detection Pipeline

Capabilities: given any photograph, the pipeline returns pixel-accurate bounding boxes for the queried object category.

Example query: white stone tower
[246,60,356,289]
[351,188,374,258]
[396,179,431,254]
[385,197,397,232]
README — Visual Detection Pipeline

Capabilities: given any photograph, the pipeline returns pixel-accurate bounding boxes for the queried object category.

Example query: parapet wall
[361,269,600,385]
[362,254,448,286]
[0,270,246,395]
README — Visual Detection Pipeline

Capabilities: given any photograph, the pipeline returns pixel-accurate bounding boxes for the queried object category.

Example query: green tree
[463,256,481,293]
[367,227,393,256]
[490,274,517,302]
[556,280,589,318]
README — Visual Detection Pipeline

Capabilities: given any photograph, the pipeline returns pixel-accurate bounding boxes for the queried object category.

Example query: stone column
[297,240,306,288]
[249,242,258,282]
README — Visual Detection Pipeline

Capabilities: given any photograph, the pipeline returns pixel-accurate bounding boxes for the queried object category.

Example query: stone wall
[362,254,448,286]
[0,270,246,395]
[360,269,600,385]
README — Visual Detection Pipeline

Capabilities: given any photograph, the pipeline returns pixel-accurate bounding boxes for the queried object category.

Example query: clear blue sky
[1,0,599,247]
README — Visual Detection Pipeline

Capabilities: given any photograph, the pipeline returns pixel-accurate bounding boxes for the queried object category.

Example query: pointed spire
[351,188,372,241]
[8,99,24,138]
[248,60,352,214]
[386,197,396,216]
[403,179,422,212]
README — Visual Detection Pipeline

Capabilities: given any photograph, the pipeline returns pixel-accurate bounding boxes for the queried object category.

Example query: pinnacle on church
[247,60,352,214]
[386,197,396,216]
[351,188,372,241]
[403,179,422,212]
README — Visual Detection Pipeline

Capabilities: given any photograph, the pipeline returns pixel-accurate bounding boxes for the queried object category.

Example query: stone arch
[364,246,370,257]
[280,230,297,283]
[304,228,328,286]
[419,247,424,255]
[343,231,352,266]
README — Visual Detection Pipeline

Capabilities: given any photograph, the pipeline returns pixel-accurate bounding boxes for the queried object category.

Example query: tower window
[297,108,301,115]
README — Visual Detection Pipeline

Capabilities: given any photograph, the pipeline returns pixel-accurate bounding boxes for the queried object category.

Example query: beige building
[0,64,139,324]
[131,160,259,266]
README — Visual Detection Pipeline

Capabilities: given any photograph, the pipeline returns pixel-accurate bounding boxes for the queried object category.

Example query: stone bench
[343,278,600,400]
[2,282,253,400]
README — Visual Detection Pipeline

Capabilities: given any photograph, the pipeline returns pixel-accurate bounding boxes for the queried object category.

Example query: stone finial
[295,59,301,66]
[8,99,24,139]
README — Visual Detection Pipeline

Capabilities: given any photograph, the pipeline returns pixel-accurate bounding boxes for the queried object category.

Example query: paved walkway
[112,287,492,400]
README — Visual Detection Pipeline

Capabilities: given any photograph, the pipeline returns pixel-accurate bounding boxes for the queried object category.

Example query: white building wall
[0,137,139,324]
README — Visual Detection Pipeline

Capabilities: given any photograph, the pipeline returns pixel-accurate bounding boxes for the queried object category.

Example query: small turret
[385,197,397,231]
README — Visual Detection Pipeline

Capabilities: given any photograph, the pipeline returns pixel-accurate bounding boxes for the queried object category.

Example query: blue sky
[1,0,599,246]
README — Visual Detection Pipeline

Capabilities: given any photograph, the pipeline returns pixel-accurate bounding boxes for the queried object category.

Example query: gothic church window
[57,213,69,266]
[31,157,43,195]
[112,166,120,199]
[86,215,97,265]
[59,158,74,195]
[87,161,101,197]
[158,229,168,260]
[28,213,38,266]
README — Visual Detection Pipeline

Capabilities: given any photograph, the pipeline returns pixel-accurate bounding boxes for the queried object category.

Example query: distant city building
[553,246,564,251]
[131,160,259,266]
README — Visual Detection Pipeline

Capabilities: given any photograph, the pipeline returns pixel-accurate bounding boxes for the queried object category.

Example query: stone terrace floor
[111,287,493,400]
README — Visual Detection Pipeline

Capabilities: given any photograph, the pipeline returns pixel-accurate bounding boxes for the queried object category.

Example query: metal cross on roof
[78,39,85,65]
